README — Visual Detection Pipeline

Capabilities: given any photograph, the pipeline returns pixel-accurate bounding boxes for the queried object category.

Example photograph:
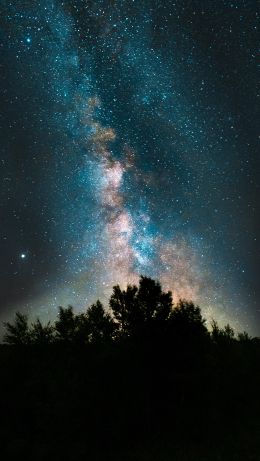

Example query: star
[0,0,258,336]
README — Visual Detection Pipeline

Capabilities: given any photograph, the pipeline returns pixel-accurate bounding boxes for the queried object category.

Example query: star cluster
[0,0,259,334]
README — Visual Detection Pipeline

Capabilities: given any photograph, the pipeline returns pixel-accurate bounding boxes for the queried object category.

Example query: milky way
[0,1,259,335]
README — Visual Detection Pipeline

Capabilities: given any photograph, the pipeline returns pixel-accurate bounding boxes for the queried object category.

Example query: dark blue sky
[0,0,259,335]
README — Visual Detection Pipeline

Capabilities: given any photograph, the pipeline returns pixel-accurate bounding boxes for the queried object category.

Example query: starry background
[0,0,259,335]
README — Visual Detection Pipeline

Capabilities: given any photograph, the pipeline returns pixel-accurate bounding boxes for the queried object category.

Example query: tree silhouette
[55,306,76,342]
[30,319,54,345]
[86,300,115,343]
[168,299,209,346]
[211,320,235,345]
[1,275,259,461]
[170,299,206,326]
[3,312,30,345]
[137,275,172,323]
[52,303,115,345]
[237,331,251,342]
[109,284,139,336]
[109,276,172,338]
[2,276,257,355]
[223,323,235,340]
[73,313,90,345]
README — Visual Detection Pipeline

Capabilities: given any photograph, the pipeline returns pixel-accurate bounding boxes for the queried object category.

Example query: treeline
[1,276,260,460]
[2,276,253,347]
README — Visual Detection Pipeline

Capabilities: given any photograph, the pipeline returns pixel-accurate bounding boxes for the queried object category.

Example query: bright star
[26,37,31,43]
[20,253,26,259]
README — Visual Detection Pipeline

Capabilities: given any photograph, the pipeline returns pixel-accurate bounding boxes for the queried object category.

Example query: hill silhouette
[0,276,259,460]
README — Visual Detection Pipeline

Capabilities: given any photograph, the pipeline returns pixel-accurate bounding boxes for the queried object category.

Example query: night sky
[0,0,259,335]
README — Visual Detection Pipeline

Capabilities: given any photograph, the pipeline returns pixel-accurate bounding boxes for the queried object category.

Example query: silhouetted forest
[1,276,259,460]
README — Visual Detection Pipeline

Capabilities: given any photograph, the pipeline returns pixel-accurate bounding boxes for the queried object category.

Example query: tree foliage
[1,276,258,461]
[86,300,115,343]
[55,306,76,342]
[3,312,30,345]
[109,276,172,338]
[30,319,54,345]
[2,276,252,349]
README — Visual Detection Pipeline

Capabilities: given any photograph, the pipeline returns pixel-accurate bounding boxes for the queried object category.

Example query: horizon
[1,1,259,336]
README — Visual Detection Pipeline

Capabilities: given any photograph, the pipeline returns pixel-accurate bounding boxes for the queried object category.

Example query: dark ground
[0,337,259,461]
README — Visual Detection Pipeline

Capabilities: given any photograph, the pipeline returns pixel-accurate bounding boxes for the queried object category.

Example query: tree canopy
[1,276,259,461]
[2,276,249,348]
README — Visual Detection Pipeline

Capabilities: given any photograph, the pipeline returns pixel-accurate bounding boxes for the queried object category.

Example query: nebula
[0,0,258,336]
